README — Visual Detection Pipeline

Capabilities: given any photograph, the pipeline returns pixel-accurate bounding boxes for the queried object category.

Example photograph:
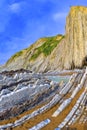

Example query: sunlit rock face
[64,6,87,69]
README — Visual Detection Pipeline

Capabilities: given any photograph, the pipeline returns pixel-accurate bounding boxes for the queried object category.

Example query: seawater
[48,76,70,83]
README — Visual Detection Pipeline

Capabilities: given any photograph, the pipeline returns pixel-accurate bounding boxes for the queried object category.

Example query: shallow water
[47,76,70,83]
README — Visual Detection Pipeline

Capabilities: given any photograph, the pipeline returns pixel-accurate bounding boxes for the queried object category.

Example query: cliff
[64,6,87,69]
[5,35,65,72]
[4,6,87,72]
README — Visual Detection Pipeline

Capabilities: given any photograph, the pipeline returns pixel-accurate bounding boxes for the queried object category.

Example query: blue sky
[0,0,87,64]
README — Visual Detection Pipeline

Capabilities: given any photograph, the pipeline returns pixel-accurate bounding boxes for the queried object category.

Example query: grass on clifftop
[30,35,64,61]
[6,35,64,64]
[6,51,23,64]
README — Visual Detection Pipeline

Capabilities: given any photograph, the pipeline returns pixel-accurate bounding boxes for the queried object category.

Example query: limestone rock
[64,6,87,69]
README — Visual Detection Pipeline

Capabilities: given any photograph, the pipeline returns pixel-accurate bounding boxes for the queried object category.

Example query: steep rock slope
[5,6,87,72]
[64,6,87,69]
[5,35,65,72]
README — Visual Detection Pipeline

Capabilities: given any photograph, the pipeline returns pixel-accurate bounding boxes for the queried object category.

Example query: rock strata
[64,6,87,69]
[0,69,63,120]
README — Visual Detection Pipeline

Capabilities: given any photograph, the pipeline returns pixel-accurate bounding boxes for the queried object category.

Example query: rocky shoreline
[0,69,63,120]
[0,68,87,130]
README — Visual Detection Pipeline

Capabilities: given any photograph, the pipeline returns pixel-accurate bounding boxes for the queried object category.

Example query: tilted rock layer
[64,6,87,69]
[4,6,87,72]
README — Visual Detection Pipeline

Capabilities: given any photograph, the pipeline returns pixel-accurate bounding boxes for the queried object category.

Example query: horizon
[0,0,87,65]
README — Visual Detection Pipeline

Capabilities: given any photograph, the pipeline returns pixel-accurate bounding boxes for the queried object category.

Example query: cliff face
[64,6,87,69]
[4,6,87,72]
[5,35,65,72]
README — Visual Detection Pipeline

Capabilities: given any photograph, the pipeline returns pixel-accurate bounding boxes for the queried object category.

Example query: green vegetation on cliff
[30,35,64,60]
[6,34,64,65]
[6,51,23,64]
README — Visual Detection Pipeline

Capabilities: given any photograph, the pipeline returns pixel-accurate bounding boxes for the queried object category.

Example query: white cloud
[9,3,21,13]
[53,12,67,21]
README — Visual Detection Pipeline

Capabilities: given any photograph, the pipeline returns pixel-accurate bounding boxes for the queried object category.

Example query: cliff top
[6,34,64,65]
[69,6,87,16]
